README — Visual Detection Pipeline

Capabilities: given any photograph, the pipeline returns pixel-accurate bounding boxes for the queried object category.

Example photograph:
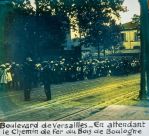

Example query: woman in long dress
[0,64,12,91]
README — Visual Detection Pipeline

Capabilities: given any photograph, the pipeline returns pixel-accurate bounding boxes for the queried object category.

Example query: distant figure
[0,64,12,91]
[41,61,52,101]
[0,64,7,91]
[5,63,13,90]
[22,57,35,101]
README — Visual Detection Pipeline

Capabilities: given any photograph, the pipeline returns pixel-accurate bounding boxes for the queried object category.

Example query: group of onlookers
[0,56,140,101]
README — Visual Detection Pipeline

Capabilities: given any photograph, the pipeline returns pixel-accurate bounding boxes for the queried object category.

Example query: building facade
[121,22,140,49]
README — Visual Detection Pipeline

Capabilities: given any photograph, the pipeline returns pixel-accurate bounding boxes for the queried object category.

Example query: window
[134,32,140,41]
[121,33,127,42]
[133,46,140,49]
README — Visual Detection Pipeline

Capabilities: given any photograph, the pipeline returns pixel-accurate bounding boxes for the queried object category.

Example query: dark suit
[22,61,35,101]
[41,64,52,100]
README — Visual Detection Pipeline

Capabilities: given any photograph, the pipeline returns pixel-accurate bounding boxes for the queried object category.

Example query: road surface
[0,74,140,121]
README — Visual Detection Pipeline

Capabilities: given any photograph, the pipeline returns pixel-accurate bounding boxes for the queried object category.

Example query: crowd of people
[0,56,140,101]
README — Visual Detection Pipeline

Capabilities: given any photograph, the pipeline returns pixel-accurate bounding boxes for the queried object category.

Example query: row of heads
[0,63,11,69]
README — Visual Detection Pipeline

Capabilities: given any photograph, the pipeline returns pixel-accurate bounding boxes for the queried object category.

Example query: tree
[138,0,149,99]
[32,0,125,57]
[9,0,124,59]
[69,0,124,58]
[132,14,140,38]
[132,14,140,25]
[11,0,35,15]
[5,0,70,60]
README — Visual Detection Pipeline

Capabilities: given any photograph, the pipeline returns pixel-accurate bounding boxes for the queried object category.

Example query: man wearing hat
[22,57,35,101]
[40,61,52,101]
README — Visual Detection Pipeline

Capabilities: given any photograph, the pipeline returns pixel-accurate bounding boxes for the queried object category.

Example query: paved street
[85,104,149,120]
[0,74,140,121]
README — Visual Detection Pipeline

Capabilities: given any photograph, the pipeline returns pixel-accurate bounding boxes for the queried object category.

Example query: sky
[120,0,140,23]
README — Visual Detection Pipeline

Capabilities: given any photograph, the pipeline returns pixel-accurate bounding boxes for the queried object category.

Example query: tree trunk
[98,44,100,60]
[103,49,106,57]
[139,32,146,99]
[139,0,149,99]
[113,46,116,54]
[35,0,40,16]
[34,0,40,59]
[146,4,149,97]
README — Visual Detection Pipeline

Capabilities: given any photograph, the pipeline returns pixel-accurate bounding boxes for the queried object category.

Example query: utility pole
[139,0,149,99]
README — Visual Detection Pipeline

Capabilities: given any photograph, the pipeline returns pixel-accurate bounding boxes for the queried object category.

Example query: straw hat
[0,64,6,68]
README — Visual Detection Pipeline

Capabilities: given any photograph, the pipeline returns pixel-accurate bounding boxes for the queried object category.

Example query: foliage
[131,14,140,39]
[9,0,69,53]
[72,0,125,49]
[10,0,125,51]
[11,0,35,15]
[132,14,140,32]
[132,14,140,25]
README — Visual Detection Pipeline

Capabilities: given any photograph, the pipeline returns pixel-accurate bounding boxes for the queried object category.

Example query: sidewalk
[85,100,149,120]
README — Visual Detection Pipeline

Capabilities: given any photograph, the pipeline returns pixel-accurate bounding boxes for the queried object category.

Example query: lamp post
[139,0,149,99]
